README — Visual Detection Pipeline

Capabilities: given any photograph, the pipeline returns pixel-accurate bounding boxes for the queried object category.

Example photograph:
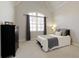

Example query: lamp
[51,24,57,33]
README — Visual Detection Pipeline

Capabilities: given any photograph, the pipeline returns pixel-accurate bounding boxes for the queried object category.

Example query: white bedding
[37,34,71,52]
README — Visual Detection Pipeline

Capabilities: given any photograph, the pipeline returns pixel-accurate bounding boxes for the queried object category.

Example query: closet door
[1,25,15,58]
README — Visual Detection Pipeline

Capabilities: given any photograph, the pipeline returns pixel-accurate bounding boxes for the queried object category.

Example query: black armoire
[0,25,15,58]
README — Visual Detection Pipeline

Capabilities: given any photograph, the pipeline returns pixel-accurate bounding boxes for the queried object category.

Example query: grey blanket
[48,37,59,49]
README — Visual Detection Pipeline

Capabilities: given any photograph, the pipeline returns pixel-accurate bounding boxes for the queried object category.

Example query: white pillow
[55,31,61,36]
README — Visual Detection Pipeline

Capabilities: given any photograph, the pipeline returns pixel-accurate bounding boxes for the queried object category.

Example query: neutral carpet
[16,40,79,58]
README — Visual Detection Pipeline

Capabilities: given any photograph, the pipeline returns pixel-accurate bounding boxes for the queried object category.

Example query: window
[30,16,37,31]
[37,17,44,31]
[28,12,44,31]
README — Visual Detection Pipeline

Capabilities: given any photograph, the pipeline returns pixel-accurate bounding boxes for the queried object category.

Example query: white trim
[72,42,79,48]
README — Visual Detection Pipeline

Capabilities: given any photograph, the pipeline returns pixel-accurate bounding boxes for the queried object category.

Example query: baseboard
[72,42,79,47]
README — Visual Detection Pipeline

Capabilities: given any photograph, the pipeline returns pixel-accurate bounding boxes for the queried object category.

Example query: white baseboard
[72,42,79,47]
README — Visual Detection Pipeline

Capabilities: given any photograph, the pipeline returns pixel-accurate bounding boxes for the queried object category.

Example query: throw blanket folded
[48,37,59,49]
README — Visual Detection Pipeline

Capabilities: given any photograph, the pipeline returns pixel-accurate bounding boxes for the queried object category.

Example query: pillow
[55,31,61,36]
[61,29,70,36]
[56,28,70,36]
[61,29,66,36]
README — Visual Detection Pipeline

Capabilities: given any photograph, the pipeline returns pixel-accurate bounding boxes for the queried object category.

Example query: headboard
[56,28,70,36]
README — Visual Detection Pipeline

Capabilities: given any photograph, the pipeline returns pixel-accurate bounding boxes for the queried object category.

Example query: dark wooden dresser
[0,25,15,58]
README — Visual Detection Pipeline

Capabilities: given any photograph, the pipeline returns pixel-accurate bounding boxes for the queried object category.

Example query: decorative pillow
[61,29,70,36]
[61,29,66,36]
[56,28,70,36]
[55,31,61,36]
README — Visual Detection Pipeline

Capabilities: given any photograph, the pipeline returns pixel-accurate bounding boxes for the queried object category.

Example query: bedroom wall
[0,1,14,57]
[53,2,79,45]
[0,1,15,24]
[15,1,55,41]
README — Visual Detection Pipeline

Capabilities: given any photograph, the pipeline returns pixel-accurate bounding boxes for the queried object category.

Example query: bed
[36,29,71,52]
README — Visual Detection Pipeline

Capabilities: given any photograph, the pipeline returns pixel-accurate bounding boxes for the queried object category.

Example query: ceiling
[45,2,65,9]
[14,1,67,13]
[13,1,21,6]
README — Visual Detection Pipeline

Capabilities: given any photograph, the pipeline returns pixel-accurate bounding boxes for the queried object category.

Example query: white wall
[15,1,55,41]
[0,1,15,24]
[0,1,14,57]
[54,2,79,45]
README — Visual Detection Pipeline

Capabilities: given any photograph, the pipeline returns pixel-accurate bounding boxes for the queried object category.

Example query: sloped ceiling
[14,1,67,14]
[13,1,22,6]
[44,1,67,13]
